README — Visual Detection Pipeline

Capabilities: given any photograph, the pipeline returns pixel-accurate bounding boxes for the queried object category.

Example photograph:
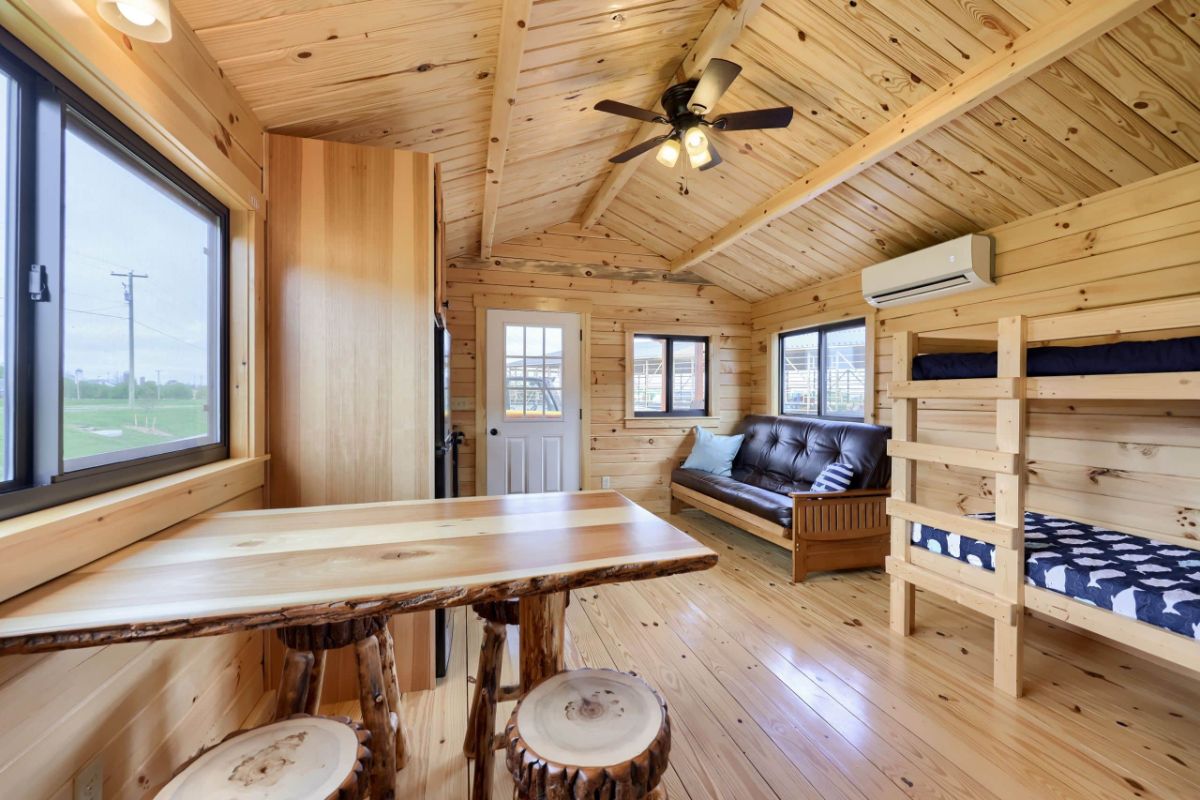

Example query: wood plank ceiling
[175,0,1200,302]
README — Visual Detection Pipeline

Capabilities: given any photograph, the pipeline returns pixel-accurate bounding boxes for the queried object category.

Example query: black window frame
[0,29,229,521]
[778,319,867,421]
[632,333,710,418]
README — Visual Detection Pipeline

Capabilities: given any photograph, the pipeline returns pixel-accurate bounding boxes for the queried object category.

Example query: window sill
[0,456,268,602]
[624,416,720,430]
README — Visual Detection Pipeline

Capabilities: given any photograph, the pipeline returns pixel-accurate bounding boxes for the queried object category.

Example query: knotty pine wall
[0,3,269,798]
[750,163,1200,545]
[447,259,753,511]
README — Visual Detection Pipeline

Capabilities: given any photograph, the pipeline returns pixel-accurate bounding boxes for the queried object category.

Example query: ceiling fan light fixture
[655,138,681,168]
[688,146,712,169]
[683,126,708,155]
[97,0,173,43]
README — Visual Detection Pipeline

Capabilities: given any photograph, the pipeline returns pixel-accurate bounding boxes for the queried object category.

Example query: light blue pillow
[682,427,744,477]
[812,462,855,493]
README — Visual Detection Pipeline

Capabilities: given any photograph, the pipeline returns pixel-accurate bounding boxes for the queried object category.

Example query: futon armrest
[790,487,891,500]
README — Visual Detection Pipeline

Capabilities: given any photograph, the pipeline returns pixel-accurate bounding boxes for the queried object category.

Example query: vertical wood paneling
[447,257,753,511]
[265,134,436,696]
[749,163,1200,542]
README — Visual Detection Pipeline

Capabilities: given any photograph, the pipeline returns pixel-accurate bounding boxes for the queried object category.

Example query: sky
[62,115,217,388]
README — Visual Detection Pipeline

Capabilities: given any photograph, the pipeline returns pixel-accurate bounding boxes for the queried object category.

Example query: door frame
[474,294,592,496]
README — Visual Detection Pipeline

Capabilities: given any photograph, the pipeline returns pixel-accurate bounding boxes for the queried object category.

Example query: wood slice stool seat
[274,615,410,800]
[504,669,671,800]
[155,714,370,800]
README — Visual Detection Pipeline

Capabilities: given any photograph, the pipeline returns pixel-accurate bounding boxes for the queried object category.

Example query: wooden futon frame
[671,483,890,583]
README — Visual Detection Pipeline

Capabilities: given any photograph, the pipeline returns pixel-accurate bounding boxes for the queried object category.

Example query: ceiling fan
[594,58,794,171]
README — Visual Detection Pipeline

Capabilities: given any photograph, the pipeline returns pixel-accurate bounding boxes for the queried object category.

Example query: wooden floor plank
[322,509,1199,800]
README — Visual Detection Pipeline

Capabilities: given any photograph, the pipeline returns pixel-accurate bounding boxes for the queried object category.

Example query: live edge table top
[0,490,717,655]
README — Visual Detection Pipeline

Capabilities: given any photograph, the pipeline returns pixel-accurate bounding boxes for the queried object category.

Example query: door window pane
[823,325,866,417]
[671,339,706,413]
[632,336,666,413]
[781,331,819,415]
[61,114,221,470]
[504,324,563,419]
[0,73,12,481]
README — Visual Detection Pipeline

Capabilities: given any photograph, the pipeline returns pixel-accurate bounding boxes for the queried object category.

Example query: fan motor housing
[661,80,701,120]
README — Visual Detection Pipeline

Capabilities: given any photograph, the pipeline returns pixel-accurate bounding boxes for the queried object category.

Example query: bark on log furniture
[154,714,371,800]
[671,415,891,582]
[274,616,409,799]
[464,595,573,800]
[0,491,716,797]
[505,669,670,800]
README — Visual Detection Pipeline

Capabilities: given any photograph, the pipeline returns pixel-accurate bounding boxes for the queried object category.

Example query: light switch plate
[601,476,612,489]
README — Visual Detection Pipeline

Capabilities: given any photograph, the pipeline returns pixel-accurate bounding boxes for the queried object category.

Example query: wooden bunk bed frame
[886,295,1199,697]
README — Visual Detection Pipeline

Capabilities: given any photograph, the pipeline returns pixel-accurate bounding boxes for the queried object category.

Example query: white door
[486,309,582,495]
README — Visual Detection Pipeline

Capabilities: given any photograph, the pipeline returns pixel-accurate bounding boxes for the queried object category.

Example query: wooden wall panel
[265,134,437,695]
[447,258,753,511]
[0,490,267,800]
[749,163,1200,544]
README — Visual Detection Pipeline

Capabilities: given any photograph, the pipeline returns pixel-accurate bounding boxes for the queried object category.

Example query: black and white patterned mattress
[911,511,1200,640]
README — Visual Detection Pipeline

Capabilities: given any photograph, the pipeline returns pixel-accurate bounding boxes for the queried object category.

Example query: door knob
[490,428,499,436]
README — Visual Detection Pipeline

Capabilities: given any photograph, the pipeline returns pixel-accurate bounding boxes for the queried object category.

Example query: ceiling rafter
[479,0,534,259]
[667,0,1159,273]
[578,0,765,231]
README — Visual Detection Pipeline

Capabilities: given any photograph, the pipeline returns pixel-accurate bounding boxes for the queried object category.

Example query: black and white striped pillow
[811,462,855,493]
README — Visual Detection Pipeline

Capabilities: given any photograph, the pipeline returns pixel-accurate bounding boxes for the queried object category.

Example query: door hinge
[579,330,583,341]
[29,264,50,302]
[579,409,582,420]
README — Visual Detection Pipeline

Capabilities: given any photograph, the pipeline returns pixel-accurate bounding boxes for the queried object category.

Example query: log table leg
[304,650,327,715]
[378,619,411,769]
[356,633,398,800]
[518,591,567,693]
[274,649,314,720]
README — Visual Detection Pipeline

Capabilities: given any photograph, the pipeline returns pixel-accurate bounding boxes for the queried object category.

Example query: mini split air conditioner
[861,234,994,308]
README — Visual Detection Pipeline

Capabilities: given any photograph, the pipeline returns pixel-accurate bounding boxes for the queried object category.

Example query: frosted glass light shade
[97,0,173,43]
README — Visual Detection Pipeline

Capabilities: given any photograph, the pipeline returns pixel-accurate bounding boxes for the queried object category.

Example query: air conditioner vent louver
[861,234,994,308]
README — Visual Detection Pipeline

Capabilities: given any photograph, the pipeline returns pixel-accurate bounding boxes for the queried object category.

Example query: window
[0,35,228,520]
[632,334,709,417]
[504,323,563,419]
[779,320,866,419]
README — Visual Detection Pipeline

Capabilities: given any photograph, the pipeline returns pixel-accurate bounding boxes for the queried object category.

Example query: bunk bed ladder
[885,317,1028,697]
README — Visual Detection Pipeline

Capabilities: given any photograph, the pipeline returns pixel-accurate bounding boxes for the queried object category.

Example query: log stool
[155,714,370,800]
[275,616,409,800]
[504,669,671,800]
[463,600,522,800]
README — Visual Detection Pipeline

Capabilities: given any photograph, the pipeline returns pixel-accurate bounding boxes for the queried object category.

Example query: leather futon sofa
[671,414,892,582]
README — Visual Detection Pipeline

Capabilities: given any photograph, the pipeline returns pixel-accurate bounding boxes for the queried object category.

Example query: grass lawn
[62,398,209,460]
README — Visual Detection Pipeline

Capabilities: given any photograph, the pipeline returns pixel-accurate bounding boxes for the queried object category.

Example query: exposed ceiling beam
[479,0,534,259]
[669,0,1158,273]
[578,0,764,231]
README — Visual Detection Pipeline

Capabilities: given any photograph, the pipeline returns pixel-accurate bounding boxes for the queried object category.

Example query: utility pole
[111,271,149,407]
[156,369,162,400]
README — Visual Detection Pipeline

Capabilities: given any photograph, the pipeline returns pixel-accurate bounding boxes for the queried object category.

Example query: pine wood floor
[329,510,1200,800]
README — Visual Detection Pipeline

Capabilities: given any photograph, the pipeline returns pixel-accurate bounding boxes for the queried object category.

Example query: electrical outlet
[601,476,611,489]
[450,397,472,412]
[74,757,103,800]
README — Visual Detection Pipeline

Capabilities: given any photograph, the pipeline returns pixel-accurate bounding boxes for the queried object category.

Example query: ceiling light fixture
[655,137,681,168]
[97,0,173,43]
[684,127,710,169]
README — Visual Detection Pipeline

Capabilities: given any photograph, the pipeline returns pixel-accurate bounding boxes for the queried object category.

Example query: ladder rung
[887,557,1017,624]
[890,378,1019,399]
[887,440,1018,474]
[887,499,1020,549]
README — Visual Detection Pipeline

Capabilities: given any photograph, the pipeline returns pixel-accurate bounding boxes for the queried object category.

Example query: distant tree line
[63,374,206,401]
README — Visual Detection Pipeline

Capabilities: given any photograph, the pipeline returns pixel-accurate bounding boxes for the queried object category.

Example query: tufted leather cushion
[730,415,891,494]
[674,415,891,528]
[671,467,795,528]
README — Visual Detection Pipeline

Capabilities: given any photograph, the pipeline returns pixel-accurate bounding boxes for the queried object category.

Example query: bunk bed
[885,295,1200,697]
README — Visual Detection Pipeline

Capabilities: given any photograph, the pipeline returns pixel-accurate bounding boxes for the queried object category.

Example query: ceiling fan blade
[688,58,742,114]
[609,134,670,163]
[594,99,666,123]
[699,141,722,172]
[714,106,795,131]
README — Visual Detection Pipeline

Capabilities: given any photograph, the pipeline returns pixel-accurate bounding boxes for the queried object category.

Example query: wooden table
[0,490,716,794]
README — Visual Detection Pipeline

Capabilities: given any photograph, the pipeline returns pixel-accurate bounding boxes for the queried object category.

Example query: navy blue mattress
[911,335,1200,380]
[911,511,1200,640]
